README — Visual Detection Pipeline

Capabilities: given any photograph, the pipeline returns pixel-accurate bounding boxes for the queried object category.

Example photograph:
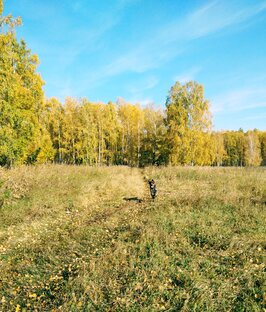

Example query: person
[148,179,157,199]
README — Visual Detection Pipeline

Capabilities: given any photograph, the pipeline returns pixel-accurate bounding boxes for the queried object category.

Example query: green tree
[0,4,45,166]
[41,98,64,163]
[223,131,245,166]
[165,81,212,165]
[258,131,266,166]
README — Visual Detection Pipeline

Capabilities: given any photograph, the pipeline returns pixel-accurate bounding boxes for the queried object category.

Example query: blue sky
[4,0,266,130]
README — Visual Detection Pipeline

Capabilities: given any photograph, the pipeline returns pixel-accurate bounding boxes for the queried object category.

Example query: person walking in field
[148,179,157,199]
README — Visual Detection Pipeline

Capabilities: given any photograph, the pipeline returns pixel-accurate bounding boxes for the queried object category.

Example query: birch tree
[0,2,46,166]
[165,81,212,165]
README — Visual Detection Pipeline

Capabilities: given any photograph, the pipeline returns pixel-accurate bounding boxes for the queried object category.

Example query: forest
[0,1,265,168]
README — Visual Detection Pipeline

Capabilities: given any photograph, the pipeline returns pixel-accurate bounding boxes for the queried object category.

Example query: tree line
[0,1,265,167]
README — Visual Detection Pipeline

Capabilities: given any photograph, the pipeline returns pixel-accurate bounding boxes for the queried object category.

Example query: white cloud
[240,113,266,122]
[174,66,202,84]
[211,87,266,113]
[88,0,266,83]
[186,1,266,39]
[127,76,159,94]
[151,0,266,46]
[35,0,266,105]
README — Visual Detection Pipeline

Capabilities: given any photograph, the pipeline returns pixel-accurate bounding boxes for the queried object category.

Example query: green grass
[0,165,265,311]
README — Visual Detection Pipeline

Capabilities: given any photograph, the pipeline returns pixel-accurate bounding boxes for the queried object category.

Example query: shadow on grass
[123,197,143,203]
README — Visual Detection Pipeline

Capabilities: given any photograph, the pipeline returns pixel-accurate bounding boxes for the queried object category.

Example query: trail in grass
[83,168,154,227]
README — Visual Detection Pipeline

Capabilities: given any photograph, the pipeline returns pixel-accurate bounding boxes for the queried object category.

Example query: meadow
[0,165,265,311]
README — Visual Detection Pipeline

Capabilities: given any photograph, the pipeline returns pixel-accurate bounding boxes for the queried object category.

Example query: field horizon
[0,165,265,311]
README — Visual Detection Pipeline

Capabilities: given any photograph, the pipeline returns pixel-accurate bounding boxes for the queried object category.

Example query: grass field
[0,165,265,311]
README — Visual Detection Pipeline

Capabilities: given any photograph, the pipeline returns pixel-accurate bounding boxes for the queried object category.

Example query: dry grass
[0,165,265,311]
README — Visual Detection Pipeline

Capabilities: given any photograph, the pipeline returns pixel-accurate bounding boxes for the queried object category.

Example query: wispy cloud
[102,45,182,77]
[119,76,159,107]
[88,0,266,84]
[240,113,266,122]
[183,0,266,40]
[25,0,266,110]
[174,66,202,84]
[127,76,159,94]
[212,87,266,113]
[159,0,266,46]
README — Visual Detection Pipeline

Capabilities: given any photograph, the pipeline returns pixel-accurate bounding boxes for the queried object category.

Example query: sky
[3,0,266,130]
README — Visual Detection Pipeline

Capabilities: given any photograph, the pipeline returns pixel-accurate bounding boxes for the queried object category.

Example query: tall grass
[0,165,265,311]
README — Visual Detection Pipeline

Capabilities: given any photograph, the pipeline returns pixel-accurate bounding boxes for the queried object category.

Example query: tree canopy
[166,81,213,165]
[0,1,265,167]
[0,2,52,166]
